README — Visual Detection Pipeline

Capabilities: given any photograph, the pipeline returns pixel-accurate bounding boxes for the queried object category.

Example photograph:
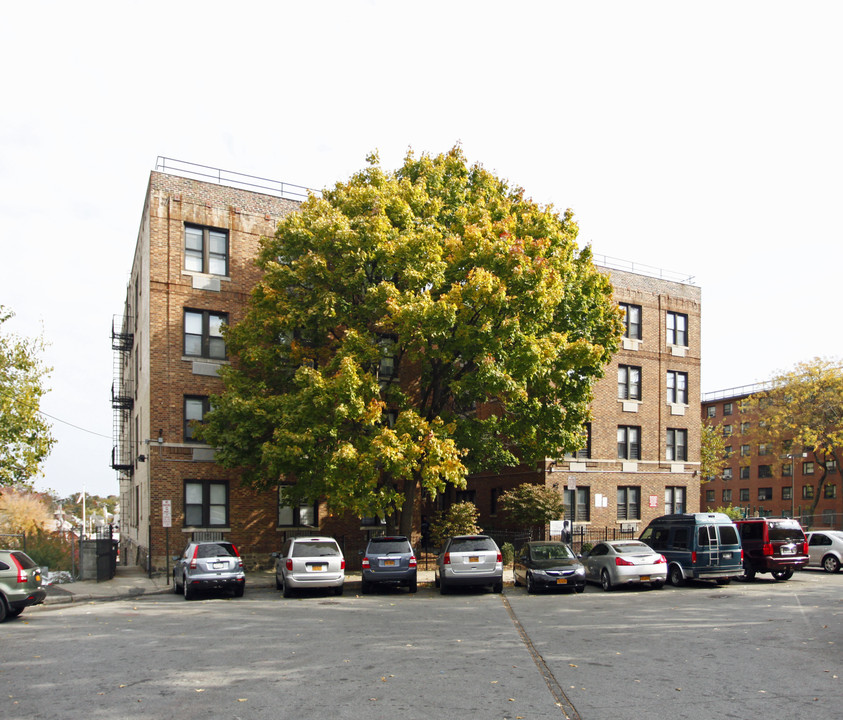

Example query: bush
[501,541,515,566]
[24,529,73,572]
[430,502,481,547]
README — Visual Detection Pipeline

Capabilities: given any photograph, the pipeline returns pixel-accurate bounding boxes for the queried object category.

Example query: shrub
[501,541,515,566]
[430,502,481,547]
[24,529,73,572]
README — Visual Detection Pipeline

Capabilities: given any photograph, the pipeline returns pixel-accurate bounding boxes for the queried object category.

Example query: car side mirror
[171,555,180,562]
[271,552,279,559]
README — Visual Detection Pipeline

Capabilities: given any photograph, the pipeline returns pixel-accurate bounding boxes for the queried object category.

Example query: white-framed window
[277,487,317,527]
[185,224,229,276]
[666,428,688,461]
[667,371,688,404]
[666,311,688,347]
[664,486,686,514]
[617,426,641,460]
[619,303,642,340]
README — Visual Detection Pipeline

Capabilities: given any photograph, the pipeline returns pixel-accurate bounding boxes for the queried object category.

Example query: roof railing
[593,253,695,285]
[154,157,321,201]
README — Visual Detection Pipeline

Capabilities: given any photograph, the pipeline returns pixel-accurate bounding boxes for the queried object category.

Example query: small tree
[499,482,566,538]
[430,501,481,547]
[711,505,743,521]
[700,422,727,482]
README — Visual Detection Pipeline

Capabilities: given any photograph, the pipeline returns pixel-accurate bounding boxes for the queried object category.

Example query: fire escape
[111,314,134,474]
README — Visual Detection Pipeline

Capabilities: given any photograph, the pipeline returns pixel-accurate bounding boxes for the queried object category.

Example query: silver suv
[172,541,245,600]
[435,534,503,594]
[0,549,46,622]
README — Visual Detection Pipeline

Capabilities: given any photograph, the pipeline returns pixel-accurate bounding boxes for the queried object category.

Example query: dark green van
[639,513,743,586]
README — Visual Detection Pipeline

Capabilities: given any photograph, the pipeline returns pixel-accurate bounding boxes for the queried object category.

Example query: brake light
[691,551,697,564]
[763,543,774,556]
[655,555,666,564]
[10,554,27,583]
[496,552,502,563]
[340,559,346,570]
[615,557,634,566]
[286,559,293,572]
[803,541,809,555]
[189,545,199,570]
[361,557,370,570]
[443,552,451,565]
[409,555,417,569]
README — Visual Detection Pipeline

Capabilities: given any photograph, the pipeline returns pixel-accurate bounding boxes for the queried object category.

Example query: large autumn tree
[0,307,55,488]
[744,357,843,518]
[199,147,622,536]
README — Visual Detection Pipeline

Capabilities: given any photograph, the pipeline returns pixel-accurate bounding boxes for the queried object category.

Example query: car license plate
[469,556,479,563]
[781,547,794,555]
[384,559,396,566]
[722,553,732,560]
[311,564,326,572]
[556,578,567,585]
[212,562,225,569]
[640,575,650,582]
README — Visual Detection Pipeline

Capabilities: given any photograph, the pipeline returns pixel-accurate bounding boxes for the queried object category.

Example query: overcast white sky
[1,1,840,498]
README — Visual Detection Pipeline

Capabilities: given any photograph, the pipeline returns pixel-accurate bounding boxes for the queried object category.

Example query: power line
[37,410,112,440]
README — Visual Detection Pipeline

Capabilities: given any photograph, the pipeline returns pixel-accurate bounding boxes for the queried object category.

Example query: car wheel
[600,569,613,592]
[439,578,450,595]
[334,584,344,596]
[183,575,193,601]
[7,607,23,618]
[233,584,245,598]
[526,573,536,594]
[281,573,293,598]
[716,577,731,585]
[173,571,180,594]
[0,598,8,623]
[771,568,794,581]
[493,580,503,594]
[408,578,418,594]
[275,572,282,591]
[651,580,665,590]
[361,579,372,595]
[822,554,841,573]
[668,565,684,587]
[575,584,585,594]
[513,573,521,587]
[434,573,440,589]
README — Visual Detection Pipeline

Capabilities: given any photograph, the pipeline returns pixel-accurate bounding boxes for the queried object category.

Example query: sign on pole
[162,500,172,528]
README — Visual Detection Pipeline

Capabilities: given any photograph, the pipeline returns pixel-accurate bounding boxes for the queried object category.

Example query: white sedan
[582,540,667,591]
[806,530,843,573]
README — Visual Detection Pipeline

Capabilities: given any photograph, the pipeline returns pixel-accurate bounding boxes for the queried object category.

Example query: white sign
[567,476,576,491]
[162,500,172,528]
[549,520,564,535]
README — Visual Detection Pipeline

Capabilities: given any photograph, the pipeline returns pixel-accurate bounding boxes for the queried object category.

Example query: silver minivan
[273,536,345,598]
[435,534,503,594]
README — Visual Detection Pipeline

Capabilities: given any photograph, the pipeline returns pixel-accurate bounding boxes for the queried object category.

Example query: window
[823,509,835,526]
[666,371,688,405]
[376,335,398,381]
[722,467,733,481]
[565,424,591,460]
[827,460,838,474]
[706,406,716,418]
[490,487,502,516]
[277,487,317,526]
[758,487,772,501]
[740,444,751,457]
[782,486,792,500]
[758,464,773,479]
[185,224,229,276]
[724,445,733,458]
[722,424,733,437]
[705,489,715,503]
[803,461,815,475]
[666,311,688,346]
[722,488,732,503]
[184,310,227,359]
[664,486,686,514]
[184,396,210,441]
[739,488,750,502]
[723,402,733,416]
[564,487,590,522]
[617,486,641,520]
[758,443,772,456]
[782,462,793,477]
[620,303,642,340]
[184,480,228,527]
[666,428,688,462]
[741,422,751,434]
[802,484,814,499]
[740,466,750,480]
[455,489,476,504]
[618,365,642,400]
[617,426,641,460]
[824,484,837,499]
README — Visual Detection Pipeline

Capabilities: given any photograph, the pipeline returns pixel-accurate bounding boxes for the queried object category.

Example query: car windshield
[368,539,411,554]
[449,537,496,553]
[611,542,651,555]
[530,544,574,560]
[293,541,340,557]
[196,543,237,558]
[769,521,805,542]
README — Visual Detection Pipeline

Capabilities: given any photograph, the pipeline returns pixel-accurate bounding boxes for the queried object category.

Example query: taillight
[189,545,199,570]
[615,557,634,566]
[11,554,27,583]
[803,541,809,555]
[762,543,774,556]
[443,552,451,565]
[340,559,346,570]
[285,559,293,572]
[496,552,502,563]
[691,551,697,564]
[655,555,667,564]
[409,555,417,569]
[361,557,370,570]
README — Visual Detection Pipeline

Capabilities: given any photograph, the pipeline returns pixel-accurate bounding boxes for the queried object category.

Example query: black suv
[734,517,808,581]
[360,536,417,593]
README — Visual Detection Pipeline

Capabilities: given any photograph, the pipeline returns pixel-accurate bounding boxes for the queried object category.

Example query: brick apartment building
[701,385,841,526]
[113,161,702,570]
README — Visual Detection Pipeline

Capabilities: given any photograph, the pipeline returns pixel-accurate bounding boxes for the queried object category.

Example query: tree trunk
[398,475,418,539]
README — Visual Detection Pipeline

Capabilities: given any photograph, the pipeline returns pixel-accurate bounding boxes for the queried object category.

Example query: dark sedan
[514,541,586,593]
